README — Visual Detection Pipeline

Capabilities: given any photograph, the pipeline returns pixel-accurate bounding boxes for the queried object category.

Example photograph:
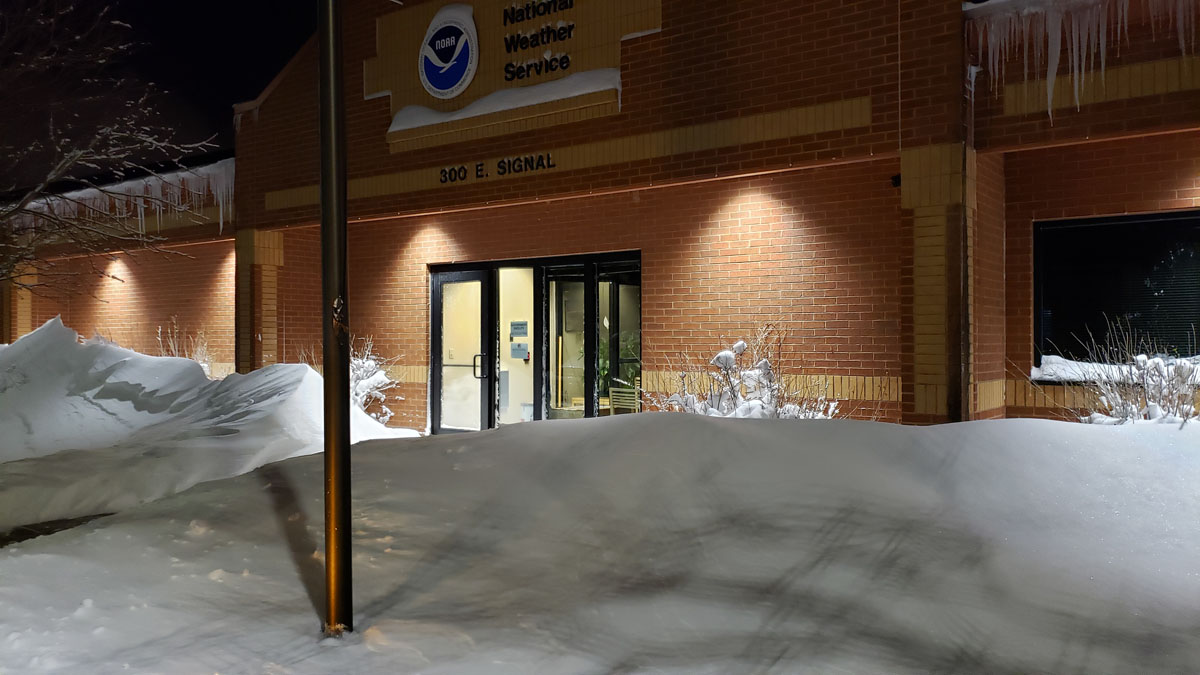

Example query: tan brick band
[642,370,901,403]
[378,367,898,402]
[1005,379,1102,412]
[1004,54,1200,116]
[386,364,430,385]
[974,378,1005,413]
[265,96,874,210]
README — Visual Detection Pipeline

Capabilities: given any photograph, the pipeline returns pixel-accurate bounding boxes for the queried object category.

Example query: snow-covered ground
[0,319,414,529]
[2,409,1199,673]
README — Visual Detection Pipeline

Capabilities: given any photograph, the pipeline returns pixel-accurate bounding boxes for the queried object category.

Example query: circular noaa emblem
[418,5,478,100]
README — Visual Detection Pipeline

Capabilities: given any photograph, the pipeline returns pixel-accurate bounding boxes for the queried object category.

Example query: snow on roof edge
[389,68,621,134]
[17,158,236,235]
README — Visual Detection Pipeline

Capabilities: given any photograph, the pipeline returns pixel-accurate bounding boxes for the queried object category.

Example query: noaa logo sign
[419,5,478,100]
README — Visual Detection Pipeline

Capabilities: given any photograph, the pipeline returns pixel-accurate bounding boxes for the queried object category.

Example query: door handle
[472,353,485,379]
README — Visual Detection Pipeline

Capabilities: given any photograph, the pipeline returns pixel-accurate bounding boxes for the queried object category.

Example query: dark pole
[318,0,352,636]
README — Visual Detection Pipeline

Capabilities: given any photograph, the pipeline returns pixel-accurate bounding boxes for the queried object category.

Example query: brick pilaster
[235,229,284,372]
[900,143,969,423]
[11,269,36,340]
[0,279,11,343]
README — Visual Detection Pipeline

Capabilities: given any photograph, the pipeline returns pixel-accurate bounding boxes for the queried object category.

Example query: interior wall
[498,267,535,425]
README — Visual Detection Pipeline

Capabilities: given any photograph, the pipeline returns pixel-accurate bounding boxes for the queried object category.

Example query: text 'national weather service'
[502,0,576,82]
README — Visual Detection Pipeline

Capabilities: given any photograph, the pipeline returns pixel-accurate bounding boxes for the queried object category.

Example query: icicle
[1046,7,1063,117]
[969,0,1197,120]
[13,158,236,236]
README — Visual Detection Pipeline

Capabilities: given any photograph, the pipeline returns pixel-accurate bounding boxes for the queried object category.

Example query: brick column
[7,269,37,341]
[900,144,969,423]
[970,152,1008,419]
[235,229,284,373]
[896,0,972,423]
[0,280,11,343]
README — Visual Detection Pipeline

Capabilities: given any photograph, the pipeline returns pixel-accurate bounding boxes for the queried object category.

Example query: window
[1034,210,1200,363]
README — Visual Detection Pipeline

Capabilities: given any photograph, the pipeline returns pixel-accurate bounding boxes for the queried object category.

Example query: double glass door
[431,254,640,434]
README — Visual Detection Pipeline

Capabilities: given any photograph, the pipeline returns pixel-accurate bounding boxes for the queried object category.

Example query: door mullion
[430,273,443,434]
[533,266,545,421]
[584,262,598,418]
[486,268,499,430]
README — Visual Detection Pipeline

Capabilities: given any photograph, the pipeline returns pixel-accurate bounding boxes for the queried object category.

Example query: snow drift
[2,414,1199,673]
[0,318,415,529]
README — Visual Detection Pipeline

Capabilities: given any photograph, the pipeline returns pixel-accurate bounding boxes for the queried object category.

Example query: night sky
[111,0,319,155]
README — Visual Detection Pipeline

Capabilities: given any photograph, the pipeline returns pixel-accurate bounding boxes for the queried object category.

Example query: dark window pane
[1035,211,1200,361]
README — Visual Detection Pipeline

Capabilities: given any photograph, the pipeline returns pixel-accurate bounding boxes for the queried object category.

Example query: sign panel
[363,0,662,153]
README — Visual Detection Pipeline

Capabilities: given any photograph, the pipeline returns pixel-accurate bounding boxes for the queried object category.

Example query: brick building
[6,0,1199,431]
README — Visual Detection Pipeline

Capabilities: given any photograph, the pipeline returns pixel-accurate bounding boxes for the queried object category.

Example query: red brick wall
[277,227,323,365]
[899,0,966,147]
[233,0,1200,430]
[1005,131,1200,376]
[265,159,902,429]
[236,0,965,230]
[28,241,237,367]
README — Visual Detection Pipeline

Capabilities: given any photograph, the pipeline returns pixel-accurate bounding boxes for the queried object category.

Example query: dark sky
[111,0,319,155]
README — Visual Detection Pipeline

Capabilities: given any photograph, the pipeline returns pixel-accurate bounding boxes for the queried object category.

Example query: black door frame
[430,269,491,434]
[429,250,640,433]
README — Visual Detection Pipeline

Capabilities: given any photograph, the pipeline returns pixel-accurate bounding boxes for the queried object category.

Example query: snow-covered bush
[298,336,403,425]
[653,325,839,419]
[1038,322,1199,426]
[155,316,213,378]
[350,336,401,425]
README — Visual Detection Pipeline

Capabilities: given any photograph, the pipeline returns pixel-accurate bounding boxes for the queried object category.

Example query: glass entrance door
[431,270,489,433]
[430,253,640,433]
[598,262,641,415]
[547,266,588,419]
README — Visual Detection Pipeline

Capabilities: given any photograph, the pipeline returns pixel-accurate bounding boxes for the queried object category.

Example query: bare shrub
[1045,320,1198,425]
[155,316,213,378]
[2,0,215,292]
[649,323,842,419]
[296,336,403,425]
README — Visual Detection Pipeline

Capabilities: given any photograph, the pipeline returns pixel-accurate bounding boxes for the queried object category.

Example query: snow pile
[14,157,235,233]
[1034,353,1200,384]
[389,69,620,133]
[659,339,839,419]
[0,318,414,529]
[1033,353,1199,424]
[968,0,1199,117]
[1,415,1199,672]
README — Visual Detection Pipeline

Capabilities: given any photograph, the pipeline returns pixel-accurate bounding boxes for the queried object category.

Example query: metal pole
[318,0,352,636]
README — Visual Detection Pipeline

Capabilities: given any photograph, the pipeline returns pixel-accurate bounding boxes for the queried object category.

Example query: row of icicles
[16,158,235,235]
[969,0,1198,118]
